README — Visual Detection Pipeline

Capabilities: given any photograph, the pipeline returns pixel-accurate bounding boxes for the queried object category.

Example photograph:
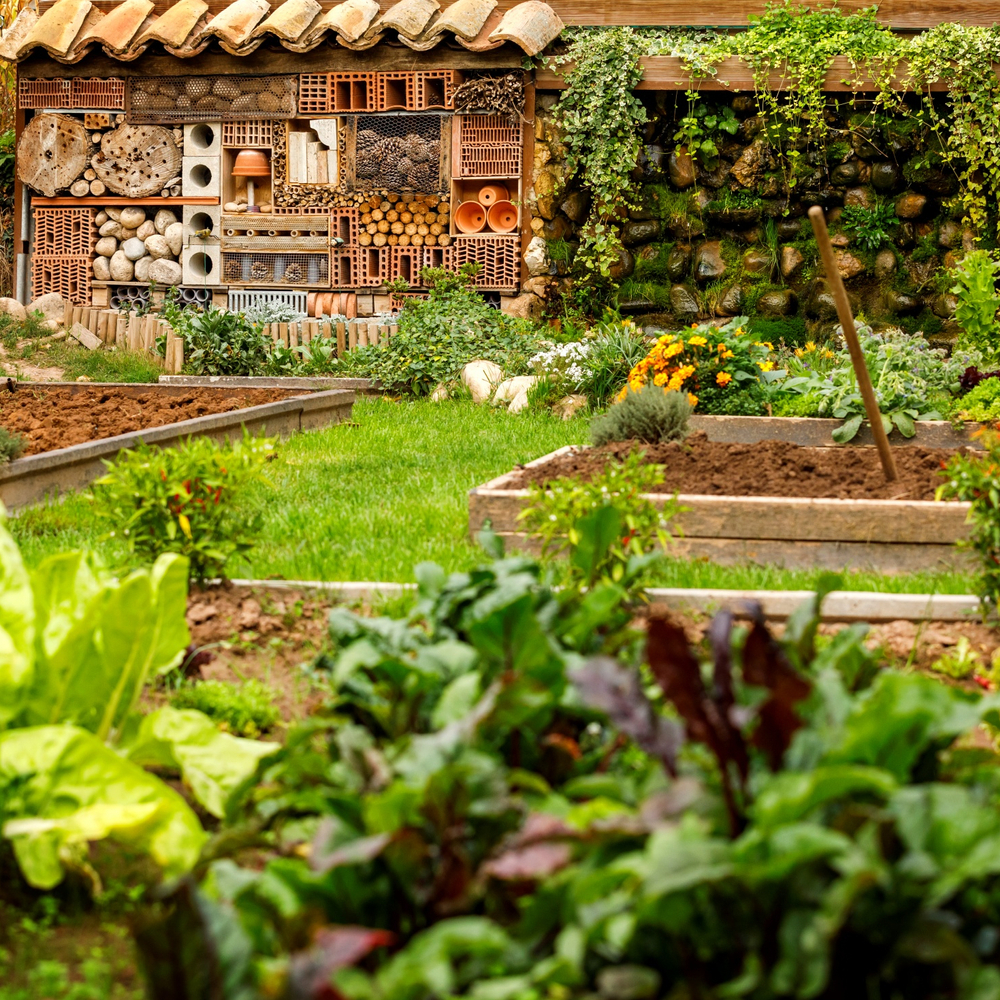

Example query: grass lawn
[9,397,978,593]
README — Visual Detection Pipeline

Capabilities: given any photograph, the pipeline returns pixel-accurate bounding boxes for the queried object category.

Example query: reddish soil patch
[0,386,297,456]
[508,435,961,501]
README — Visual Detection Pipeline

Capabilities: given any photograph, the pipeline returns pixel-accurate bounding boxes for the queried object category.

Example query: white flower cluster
[529,341,591,388]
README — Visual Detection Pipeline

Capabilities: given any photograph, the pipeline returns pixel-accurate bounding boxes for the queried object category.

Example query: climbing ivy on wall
[546,3,1000,292]
[548,28,648,295]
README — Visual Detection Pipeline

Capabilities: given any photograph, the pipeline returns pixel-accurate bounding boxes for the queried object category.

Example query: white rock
[69,322,102,350]
[95,236,118,257]
[0,297,26,322]
[224,201,240,212]
[93,256,111,281]
[144,234,172,259]
[492,375,539,411]
[429,383,450,401]
[122,237,146,261]
[109,250,134,281]
[95,210,108,225]
[134,255,153,282]
[119,207,145,229]
[461,360,503,404]
[554,394,587,420]
[41,319,61,333]
[99,220,121,238]
[164,222,183,256]
[524,236,550,278]
[136,220,156,240]
[149,259,182,285]
[154,209,178,235]
[27,292,66,323]
[105,207,122,221]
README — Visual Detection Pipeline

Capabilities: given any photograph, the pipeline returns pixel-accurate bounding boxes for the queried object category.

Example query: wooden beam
[536,54,953,91]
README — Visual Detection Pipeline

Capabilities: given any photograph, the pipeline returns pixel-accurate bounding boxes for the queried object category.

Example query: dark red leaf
[481,842,573,881]
[288,926,396,1000]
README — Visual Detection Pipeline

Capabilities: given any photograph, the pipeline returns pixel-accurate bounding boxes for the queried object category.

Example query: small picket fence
[62,301,398,375]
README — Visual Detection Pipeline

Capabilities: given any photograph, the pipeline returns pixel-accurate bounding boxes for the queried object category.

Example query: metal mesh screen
[221,252,330,286]
[355,115,442,193]
[129,77,297,123]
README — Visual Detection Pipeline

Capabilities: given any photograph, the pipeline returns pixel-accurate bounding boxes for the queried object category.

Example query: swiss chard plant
[130,529,1000,1000]
[0,521,276,891]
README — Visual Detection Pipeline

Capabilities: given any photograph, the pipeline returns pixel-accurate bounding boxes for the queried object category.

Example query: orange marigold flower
[722,349,734,359]
[653,371,669,386]
[688,335,708,347]
[688,393,699,407]
[716,371,733,386]
[663,342,684,359]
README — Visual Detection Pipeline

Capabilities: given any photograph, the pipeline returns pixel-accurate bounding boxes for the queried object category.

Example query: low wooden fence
[61,301,399,375]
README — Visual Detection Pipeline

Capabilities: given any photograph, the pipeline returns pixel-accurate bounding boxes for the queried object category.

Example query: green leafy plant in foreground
[0,523,276,891]
[89,432,277,584]
[171,679,280,738]
[0,426,24,465]
[952,249,1000,363]
[938,427,1000,614]
[134,543,1000,999]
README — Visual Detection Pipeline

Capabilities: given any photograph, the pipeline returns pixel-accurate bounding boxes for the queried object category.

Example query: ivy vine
[548,28,648,293]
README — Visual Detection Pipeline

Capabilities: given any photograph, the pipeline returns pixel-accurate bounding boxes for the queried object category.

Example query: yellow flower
[653,371,669,386]
[794,348,804,358]
[687,393,699,407]
[757,360,775,372]
[675,364,696,383]
[822,349,834,359]
[722,349,734,359]
[762,341,774,350]
[805,340,817,352]
[716,371,733,386]
[688,335,708,347]
[733,327,745,336]
[663,342,684,359]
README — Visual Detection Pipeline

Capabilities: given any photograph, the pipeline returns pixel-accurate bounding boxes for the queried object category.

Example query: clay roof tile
[365,0,439,39]
[18,0,92,57]
[199,0,270,46]
[299,0,377,43]
[133,0,208,48]
[76,0,154,52]
[433,0,496,39]
[0,7,37,62]
[249,0,321,40]
[487,0,562,56]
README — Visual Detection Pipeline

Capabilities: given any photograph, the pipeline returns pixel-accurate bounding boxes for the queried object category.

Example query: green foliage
[164,301,270,377]
[674,94,739,168]
[549,28,649,289]
[938,427,1000,612]
[89,432,277,585]
[519,451,681,588]
[0,427,24,465]
[265,335,340,376]
[591,384,692,445]
[366,265,540,395]
[779,326,961,439]
[957,377,1000,421]
[583,316,650,406]
[951,249,1000,361]
[136,544,1000,999]
[171,679,280,738]
[0,130,15,209]
[841,199,897,251]
[929,635,980,679]
[747,315,809,347]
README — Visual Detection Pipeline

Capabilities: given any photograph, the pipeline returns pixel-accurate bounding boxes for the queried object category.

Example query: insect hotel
[0,0,562,320]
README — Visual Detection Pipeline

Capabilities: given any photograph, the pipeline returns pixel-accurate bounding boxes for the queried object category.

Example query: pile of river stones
[92,206,184,286]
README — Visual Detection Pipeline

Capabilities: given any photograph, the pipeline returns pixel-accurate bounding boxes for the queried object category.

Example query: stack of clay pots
[92,207,184,285]
[453,184,518,235]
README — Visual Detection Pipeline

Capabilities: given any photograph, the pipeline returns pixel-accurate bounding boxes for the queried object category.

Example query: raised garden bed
[469,441,975,574]
[159,375,379,395]
[0,383,354,509]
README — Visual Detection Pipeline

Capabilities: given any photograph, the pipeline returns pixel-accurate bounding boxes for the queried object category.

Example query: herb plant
[591,383,692,445]
[171,679,280,738]
[163,301,270,377]
[840,199,897,251]
[89,432,277,584]
[951,250,1000,362]
[0,426,24,465]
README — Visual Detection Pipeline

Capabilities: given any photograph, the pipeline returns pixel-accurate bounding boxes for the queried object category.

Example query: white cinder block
[182,245,221,286]
[182,204,222,244]
[181,155,221,198]
[184,122,221,157]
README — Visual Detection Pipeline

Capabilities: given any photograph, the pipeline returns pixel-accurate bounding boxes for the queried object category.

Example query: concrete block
[181,155,221,198]
[184,122,221,157]
[182,245,221,286]
[182,204,222,245]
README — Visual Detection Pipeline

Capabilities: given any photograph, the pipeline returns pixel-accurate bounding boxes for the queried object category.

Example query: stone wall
[522,89,966,340]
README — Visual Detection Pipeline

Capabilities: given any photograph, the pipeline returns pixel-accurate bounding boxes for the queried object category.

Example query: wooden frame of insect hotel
[0,0,564,319]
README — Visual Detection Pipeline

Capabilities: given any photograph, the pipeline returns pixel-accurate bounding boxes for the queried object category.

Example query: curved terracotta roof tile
[0,0,563,61]
[250,0,322,40]
[488,0,562,56]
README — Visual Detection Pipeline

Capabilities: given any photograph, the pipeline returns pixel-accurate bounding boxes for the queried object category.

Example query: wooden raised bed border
[469,445,975,574]
[1,384,354,509]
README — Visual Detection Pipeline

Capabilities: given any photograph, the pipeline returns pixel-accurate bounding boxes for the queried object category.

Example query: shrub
[164,301,270,376]
[90,432,277,584]
[0,425,25,464]
[366,265,542,395]
[579,316,649,406]
[170,679,280,737]
[518,449,681,587]
[951,249,1000,362]
[590,383,691,445]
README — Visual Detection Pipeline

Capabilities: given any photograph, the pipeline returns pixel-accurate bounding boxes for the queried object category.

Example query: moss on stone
[633,242,677,283]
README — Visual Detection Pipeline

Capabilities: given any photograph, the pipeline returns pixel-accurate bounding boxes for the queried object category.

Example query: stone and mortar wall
[522,90,967,340]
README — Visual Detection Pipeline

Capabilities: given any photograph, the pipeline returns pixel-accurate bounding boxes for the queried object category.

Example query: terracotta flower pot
[487,200,518,233]
[454,200,487,234]
[478,184,509,206]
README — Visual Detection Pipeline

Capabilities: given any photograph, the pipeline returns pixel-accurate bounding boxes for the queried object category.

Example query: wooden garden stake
[808,206,898,483]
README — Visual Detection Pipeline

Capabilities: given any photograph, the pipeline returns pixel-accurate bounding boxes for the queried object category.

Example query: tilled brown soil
[0,386,296,455]
[508,434,961,501]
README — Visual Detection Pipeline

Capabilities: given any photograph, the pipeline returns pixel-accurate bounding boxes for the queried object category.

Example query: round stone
[136,220,156,240]
[143,234,172,259]
[164,222,184,256]
[109,250,134,281]
[134,255,153,282]
[149,259,182,285]
[122,237,147,261]
[95,236,118,257]
[119,207,146,229]
[154,209,179,235]
[93,256,111,281]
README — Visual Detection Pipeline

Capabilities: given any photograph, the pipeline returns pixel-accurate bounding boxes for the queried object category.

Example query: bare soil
[0,386,297,455]
[507,435,961,502]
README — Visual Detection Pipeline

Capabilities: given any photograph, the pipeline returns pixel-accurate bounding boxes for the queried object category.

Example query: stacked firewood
[357,194,451,248]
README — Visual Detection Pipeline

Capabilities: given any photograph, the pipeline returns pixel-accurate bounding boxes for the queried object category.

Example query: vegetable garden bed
[0,383,354,509]
[469,443,975,574]
[158,374,379,394]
